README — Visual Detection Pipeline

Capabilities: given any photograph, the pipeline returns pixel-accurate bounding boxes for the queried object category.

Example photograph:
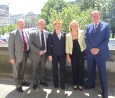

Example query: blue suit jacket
[85,21,110,60]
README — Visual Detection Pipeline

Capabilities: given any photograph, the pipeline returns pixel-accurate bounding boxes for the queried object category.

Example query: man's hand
[10,59,16,65]
[91,48,99,55]
[48,56,52,62]
[39,50,45,55]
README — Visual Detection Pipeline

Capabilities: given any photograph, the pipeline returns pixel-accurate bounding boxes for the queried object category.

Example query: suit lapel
[43,31,48,39]
[54,31,59,40]
[78,30,81,39]
[16,30,22,43]
[60,32,64,40]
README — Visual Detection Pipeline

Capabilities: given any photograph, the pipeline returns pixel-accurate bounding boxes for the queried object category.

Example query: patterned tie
[22,31,27,51]
[41,31,45,51]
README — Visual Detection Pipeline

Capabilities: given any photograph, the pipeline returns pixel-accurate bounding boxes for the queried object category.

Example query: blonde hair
[53,20,62,25]
[69,20,79,32]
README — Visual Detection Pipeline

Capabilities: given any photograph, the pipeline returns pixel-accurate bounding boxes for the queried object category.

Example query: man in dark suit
[47,20,66,89]
[8,19,30,92]
[85,10,110,98]
[29,19,49,90]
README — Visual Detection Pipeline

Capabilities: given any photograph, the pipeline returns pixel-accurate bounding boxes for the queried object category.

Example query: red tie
[22,31,27,51]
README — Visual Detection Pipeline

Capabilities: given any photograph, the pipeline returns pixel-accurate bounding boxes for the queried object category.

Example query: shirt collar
[94,20,100,26]
[37,28,44,33]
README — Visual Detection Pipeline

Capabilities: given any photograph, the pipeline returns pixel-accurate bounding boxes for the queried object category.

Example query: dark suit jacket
[85,21,110,59]
[47,30,66,56]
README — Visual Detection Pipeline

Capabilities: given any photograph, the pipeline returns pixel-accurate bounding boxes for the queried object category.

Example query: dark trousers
[87,55,107,94]
[52,55,66,88]
[70,52,84,86]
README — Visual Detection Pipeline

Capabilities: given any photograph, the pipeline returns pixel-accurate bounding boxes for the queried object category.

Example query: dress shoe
[54,85,58,88]
[85,85,95,90]
[73,85,78,90]
[21,81,30,86]
[33,84,38,90]
[16,87,23,92]
[61,86,65,90]
[102,94,108,98]
[102,93,108,98]
[40,81,48,87]
[78,86,83,91]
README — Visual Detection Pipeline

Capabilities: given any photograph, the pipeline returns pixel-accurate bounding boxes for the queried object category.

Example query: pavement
[0,78,115,98]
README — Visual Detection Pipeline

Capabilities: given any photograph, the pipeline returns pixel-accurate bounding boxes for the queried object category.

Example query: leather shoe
[73,85,78,90]
[33,84,38,90]
[61,87,65,90]
[102,93,108,98]
[78,86,84,91]
[85,85,95,90]
[40,81,48,87]
[61,85,65,90]
[21,81,30,86]
[54,85,58,88]
[16,87,23,92]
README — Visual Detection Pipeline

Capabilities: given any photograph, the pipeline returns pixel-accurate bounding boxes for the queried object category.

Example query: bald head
[91,10,100,24]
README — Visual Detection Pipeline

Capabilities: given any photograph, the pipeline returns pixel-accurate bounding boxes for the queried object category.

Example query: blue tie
[94,24,97,33]
[41,31,45,51]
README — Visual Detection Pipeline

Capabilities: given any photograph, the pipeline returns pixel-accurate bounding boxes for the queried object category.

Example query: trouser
[13,52,28,88]
[32,54,47,84]
[87,56,107,94]
[70,52,84,86]
[52,55,66,88]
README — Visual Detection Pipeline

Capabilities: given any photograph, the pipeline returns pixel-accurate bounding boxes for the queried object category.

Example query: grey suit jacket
[29,29,49,61]
[8,29,29,63]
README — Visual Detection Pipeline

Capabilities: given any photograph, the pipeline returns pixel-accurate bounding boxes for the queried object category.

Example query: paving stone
[0,78,115,98]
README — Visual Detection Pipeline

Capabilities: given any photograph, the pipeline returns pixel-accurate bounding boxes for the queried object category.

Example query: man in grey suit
[8,19,30,92]
[29,19,49,90]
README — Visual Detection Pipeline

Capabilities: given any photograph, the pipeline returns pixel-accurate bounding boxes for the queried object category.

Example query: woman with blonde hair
[66,20,86,90]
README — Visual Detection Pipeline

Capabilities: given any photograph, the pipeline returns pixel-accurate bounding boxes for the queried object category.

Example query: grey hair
[37,19,46,25]
[17,18,25,24]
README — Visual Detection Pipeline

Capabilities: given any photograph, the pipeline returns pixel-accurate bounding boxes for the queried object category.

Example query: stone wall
[0,44,115,86]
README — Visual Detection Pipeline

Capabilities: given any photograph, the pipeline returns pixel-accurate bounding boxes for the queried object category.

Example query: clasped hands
[91,48,99,55]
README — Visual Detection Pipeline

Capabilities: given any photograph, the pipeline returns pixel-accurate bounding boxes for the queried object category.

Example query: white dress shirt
[57,33,62,40]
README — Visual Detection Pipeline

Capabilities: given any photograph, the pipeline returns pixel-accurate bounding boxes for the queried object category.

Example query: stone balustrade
[0,44,115,86]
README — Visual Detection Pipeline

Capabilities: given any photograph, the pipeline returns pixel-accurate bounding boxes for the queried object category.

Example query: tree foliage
[39,0,93,33]
[75,0,95,10]
[108,0,115,34]
[40,0,67,25]
[0,24,16,35]
[39,0,115,35]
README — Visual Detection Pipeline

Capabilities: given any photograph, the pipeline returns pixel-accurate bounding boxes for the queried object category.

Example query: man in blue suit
[85,10,110,98]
